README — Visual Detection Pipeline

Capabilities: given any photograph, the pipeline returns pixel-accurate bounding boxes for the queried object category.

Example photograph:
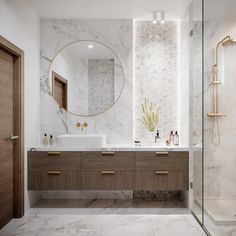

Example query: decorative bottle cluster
[166,130,179,146]
[43,133,54,146]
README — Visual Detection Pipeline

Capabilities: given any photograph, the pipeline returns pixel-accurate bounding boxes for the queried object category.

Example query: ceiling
[23,0,191,20]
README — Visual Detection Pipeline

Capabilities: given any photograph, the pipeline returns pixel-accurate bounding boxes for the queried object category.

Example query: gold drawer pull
[155,171,169,175]
[156,151,169,156]
[47,171,61,175]
[101,171,115,174]
[48,152,61,155]
[101,152,115,156]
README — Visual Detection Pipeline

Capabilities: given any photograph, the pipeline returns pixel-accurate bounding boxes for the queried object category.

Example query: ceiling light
[88,44,93,49]
[152,11,157,24]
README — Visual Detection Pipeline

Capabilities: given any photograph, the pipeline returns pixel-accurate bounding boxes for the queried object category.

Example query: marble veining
[40,19,133,144]
[32,145,189,152]
[0,208,205,236]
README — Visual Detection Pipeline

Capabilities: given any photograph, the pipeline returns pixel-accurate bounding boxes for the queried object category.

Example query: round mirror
[49,41,124,116]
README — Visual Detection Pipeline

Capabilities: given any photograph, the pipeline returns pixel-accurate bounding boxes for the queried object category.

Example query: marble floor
[0,200,206,236]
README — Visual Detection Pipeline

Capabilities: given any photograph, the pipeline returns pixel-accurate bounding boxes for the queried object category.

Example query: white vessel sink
[57,134,106,148]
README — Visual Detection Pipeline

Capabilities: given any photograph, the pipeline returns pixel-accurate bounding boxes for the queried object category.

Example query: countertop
[29,144,189,152]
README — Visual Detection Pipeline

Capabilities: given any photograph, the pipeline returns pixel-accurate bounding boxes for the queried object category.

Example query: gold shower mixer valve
[211,64,218,76]
[76,122,88,131]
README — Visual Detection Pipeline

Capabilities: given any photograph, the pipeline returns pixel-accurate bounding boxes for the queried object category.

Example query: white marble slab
[0,208,205,236]
[30,145,189,152]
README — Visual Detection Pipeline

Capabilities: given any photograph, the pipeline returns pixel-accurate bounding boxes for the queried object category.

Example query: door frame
[0,35,24,218]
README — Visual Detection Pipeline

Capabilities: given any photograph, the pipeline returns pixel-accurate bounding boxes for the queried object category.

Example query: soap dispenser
[155,130,161,144]
[43,133,48,146]
[174,131,179,146]
[49,135,54,145]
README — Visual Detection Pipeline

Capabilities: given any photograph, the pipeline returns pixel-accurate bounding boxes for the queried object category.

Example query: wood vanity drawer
[28,166,82,190]
[82,152,135,170]
[135,170,188,190]
[82,170,134,190]
[135,151,188,171]
[28,151,82,170]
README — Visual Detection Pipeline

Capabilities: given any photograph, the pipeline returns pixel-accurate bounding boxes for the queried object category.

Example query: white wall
[0,0,40,211]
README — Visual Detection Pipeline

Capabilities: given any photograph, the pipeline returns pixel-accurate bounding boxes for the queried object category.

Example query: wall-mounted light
[152,10,165,24]
[88,44,93,49]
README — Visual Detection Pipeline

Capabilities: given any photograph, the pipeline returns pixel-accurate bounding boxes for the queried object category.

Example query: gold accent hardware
[102,152,115,155]
[47,171,61,175]
[156,152,169,155]
[155,171,169,174]
[47,152,61,155]
[101,171,115,174]
[76,122,81,128]
[81,122,88,131]
[207,113,226,117]
[212,81,222,85]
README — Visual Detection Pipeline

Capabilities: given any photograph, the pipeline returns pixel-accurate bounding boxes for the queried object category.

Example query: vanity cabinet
[28,151,188,191]
[82,152,135,190]
[28,152,82,190]
[135,151,189,190]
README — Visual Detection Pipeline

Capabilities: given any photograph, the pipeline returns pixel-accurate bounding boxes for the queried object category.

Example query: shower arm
[215,36,231,67]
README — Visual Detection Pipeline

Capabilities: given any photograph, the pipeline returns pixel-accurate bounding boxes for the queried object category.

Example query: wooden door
[0,35,24,229]
[0,48,14,228]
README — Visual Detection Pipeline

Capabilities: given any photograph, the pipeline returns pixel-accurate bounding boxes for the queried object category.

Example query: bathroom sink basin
[57,134,106,148]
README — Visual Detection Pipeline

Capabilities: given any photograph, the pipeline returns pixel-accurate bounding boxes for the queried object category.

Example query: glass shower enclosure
[191,0,236,235]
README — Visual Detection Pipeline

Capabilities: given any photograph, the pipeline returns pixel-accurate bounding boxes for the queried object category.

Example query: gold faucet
[76,122,88,131]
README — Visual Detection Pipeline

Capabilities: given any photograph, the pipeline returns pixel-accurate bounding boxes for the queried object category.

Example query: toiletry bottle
[155,130,161,144]
[174,131,179,146]
[43,133,48,145]
[170,131,174,145]
[49,135,54,145]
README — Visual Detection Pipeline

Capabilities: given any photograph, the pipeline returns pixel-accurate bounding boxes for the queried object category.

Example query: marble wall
[40,19,133,144]
[134,21,179,144]
[204,20,236,199]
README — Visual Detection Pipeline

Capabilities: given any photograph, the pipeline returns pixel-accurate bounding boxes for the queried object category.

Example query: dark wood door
[0,48,14,228]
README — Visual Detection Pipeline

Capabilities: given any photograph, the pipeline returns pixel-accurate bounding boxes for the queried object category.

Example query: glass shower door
[191,0,204,226]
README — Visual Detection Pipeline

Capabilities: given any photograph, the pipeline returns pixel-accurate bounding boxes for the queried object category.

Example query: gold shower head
[222,38,236,46]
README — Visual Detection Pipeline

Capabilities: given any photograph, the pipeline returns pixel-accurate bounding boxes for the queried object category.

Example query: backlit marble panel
[134,21,179,144]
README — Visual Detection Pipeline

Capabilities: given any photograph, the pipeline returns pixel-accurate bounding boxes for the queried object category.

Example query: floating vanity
[28,147,189,192]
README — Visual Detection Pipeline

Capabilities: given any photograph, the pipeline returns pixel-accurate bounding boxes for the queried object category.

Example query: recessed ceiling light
[88,44,93,49]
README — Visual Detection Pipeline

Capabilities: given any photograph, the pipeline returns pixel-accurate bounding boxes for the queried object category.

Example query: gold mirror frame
[48,40,125,117]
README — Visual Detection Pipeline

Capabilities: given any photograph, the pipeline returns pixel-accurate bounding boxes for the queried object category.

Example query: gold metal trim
[47,171,61,175]
[47,152,61,155]
[101,171,115,174]
[207,113,226,117]
[211,81,222,85]
[101,152,115,156]
[155,171,169,174]
[47,40,125,117]
[156,152,169,155]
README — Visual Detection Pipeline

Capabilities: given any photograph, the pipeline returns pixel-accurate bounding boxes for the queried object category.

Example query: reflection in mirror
[49,41,124,116]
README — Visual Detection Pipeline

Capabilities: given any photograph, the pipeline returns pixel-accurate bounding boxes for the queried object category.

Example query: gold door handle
[155,171,169,175]
[10,135,19,140]
[47,170,61,175]
[156,152,169,156]
[101,171,115,174]
[101,152,115,156]
[48,152,61,155]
